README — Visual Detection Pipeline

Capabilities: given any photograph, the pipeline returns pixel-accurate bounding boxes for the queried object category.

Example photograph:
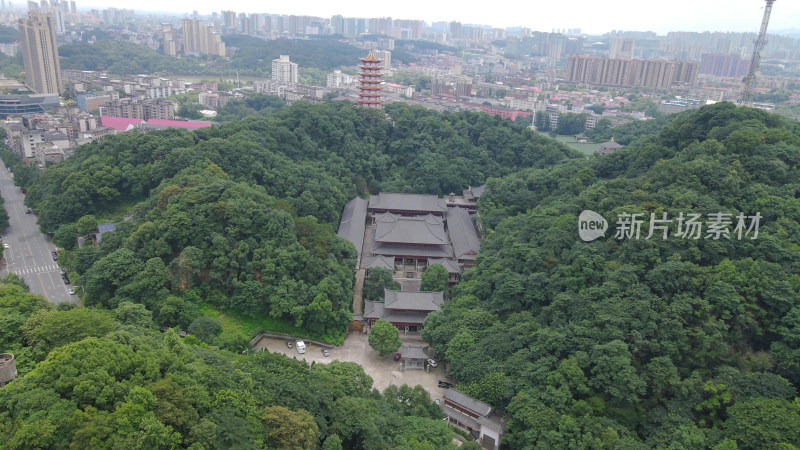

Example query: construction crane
[739,0,776,106]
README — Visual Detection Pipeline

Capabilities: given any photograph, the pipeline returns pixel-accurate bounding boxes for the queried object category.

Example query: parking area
[254,332,452,399]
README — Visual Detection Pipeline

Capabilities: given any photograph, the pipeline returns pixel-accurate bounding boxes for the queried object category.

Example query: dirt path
[353,268,365,315]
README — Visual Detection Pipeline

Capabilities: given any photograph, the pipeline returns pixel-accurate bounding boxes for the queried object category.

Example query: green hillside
[423,102,800,448]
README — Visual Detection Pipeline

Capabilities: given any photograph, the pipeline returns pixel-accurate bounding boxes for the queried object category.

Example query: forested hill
[58,37,396,77]
[21,102,576,344]
[423,102,800,448]
[0,278,455,448]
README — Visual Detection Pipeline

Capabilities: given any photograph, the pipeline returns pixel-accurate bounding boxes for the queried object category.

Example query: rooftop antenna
[739,0,776,106]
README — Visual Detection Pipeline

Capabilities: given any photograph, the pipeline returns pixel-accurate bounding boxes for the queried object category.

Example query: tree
[262,406,320,449]
[420,264,448,293]
[53,223,79,250]
[115,301,154,328]
[321,434,343,450]
[556,113,588,135]
[187,316,222,343]
[721,397,800,449]
[368,319,401,357]
[535,111,550,131]
[21,308,115,353]
[157,296,198,329]
[362,267,399,301]
[460,372,508,405]
[75,214,98,237]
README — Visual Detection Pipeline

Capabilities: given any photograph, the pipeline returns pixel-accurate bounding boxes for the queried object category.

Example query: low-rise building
[364,289,444,333]
[76,92,118,112]
[442,389,506,449]
[0,94,60,118]
[599,139,624,156]
[326,70,354,88]
[657,98,706,114]
[34,141,65,168]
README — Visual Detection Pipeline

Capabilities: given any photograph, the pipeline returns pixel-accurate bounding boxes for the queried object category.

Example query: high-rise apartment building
[699,53,748,78]
[19,11,62,95]
[609,37,634,59]
[100,99,175,120]
[222,10,236,29]
[567,55,698,89]
[161,23,177,56]
[271,55,298,84]
[238,12,249,34]
[373,50,391,70]
[182,19,225,56]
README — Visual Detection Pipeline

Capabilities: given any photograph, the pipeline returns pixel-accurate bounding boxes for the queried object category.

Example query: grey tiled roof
[364,301,431,325]
[375,213,448,246]
[338,197,368,263]
[378,310,431,325]
[462,184,486,201]
[363,255,394,271]
[428,258,462,274]
[364,300,384,318]
[399,345,429,360]
[447,207,480,260]
[369,192,448,213]
[370,229,452,258]
[600,141,623,150]
[442,404,481,430]
[445,389,492,417]
[478,414,505,432]
[384,289,444,311]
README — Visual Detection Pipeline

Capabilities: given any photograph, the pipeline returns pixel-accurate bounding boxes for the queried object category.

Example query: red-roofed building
[145,119,212,129]
[100,117,212,134]
[100,116,143,133]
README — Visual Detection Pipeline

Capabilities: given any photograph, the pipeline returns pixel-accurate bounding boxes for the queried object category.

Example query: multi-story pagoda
[357,51,383,108]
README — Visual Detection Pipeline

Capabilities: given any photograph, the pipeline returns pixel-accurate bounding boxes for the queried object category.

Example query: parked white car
[296,340,306,354]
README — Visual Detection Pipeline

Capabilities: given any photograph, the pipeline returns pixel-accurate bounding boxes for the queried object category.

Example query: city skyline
[77,0,800,35]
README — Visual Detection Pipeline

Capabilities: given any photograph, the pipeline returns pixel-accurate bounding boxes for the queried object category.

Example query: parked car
[2,243,7,249]
[25,209,31,214]
[394,353,401,361]
[427,359,438,368]
[68,288,75,295]
[296,340,306,354]
[321,348,330,357]
[20,188,26,194]
[52,251,58,261]
[60,269,66,276]
[438,380,453,389]
[62,276,70,285]
[286,340,294,349]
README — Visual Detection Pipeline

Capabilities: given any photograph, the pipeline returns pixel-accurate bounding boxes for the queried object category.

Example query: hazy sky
[82,1,800,35]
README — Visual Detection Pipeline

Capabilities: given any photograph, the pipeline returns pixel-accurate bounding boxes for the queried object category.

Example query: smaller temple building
[364,289,444,333]
[443,389,506,449]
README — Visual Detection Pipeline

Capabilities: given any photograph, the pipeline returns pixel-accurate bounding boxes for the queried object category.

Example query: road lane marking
[35,272,51,302]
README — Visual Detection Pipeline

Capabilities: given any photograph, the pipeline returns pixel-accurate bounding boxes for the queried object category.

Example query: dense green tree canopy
[362,267,399,301]
[424,102,800,448]
[0,282,452,449]
[368,319,402,357]
[21,101,577,341]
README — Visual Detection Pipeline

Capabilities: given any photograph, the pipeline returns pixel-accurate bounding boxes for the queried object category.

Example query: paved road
[0,159,75,304]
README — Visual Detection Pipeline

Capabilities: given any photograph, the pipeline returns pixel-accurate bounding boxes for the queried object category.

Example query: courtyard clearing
[254,332,451,399]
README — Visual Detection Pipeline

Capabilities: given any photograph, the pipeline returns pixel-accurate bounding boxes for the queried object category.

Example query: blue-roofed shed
[96,222,117,243]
